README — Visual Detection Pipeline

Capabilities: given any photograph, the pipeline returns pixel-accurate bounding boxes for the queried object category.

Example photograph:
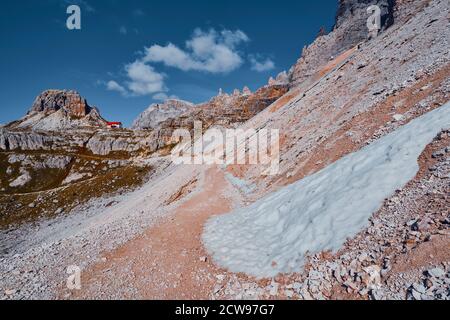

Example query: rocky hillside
[0,89,166,157]
[132,75,289,143]
[132,99,194,130]
[0,0,448,301]
[208,0,450,299]
[0,125,165,157]
[183,83,288,129]
[0,91,162,220]
[6,90,107,131]
[233,0,450,192]
[289,0,395,87]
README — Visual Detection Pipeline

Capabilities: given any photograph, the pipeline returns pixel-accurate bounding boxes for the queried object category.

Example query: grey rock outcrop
[85,131,159,156]
[0,129,87,152]
[7,154,72,170]
[132,99,194,130]
[0,127,164,156]
[290,0,395,87]
[30,90,92,116]
[335,0,394,38]
[7,90,107,131]
[130,81,289,155]
[0,129,55,151]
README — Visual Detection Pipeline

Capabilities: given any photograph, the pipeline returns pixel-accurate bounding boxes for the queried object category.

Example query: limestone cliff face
[0,90,170,156]
[7,90,107,131]
[131,99,194,130]
[335,0,394,31]
[0,128,162,157]
[30,90,91,117]
[132,82,289,149]
[290,0,395,88]
[131,76,289,149]
[0,129,88,152]
[191,84,289,127]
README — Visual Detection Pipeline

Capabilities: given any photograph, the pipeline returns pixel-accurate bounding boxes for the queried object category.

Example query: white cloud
[119,26,127,35]
[143,28,250,74]
[105,27,276,99]
[106,80,127,95]
[125,61,166,96]
[104,62,167,97]
[144,44,192,71]
[250,56,275,72]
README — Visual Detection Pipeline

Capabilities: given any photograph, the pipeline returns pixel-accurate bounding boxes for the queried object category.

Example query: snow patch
[203,102,450,277]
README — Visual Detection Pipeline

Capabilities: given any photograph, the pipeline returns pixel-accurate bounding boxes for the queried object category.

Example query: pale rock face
[0,124,163,156]
[0,129,89,152]
[129,81,288,154]
[7,154,72,170]
[85,131,160,156]
[131,99,194,130]
[0,129,53,151]
[290,0,395,87]
[30,90,90,116]
[334,0,394,42]
[7,90,107,131]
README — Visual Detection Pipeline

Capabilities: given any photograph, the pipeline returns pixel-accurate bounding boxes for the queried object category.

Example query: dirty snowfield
[203,101,450,278]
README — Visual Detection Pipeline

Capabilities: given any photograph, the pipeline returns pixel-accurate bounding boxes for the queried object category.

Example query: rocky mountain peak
[334,0,395,44]
[131,99,194,130]
[7,90,107,131]
[335,0,395,30]
[132,69,291,132]
[29,90,93,118]
[290,0,395,87]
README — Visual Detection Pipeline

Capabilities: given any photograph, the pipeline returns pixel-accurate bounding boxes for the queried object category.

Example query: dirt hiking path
[66,166,240,299]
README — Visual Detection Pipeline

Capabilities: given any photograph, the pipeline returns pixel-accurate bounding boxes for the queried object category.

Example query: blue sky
[0,0,338,127]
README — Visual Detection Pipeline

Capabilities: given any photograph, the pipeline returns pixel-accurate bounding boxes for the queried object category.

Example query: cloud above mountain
[105,28,275,98]
[106,80,127,95]
[105,62,166,97]
[143,29,249,73]
[125,61,167,96]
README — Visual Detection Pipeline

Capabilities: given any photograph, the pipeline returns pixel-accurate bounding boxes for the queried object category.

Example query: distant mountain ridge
[131,72,290,132]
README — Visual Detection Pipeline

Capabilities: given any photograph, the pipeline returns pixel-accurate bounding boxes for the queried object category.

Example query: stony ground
[64,166,242,299]
[0,130,448,301]
[0,0,449,301]
[219,130,449,301]
[0,159,202,300]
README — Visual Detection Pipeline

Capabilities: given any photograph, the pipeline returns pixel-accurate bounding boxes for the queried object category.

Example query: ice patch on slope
[203,102,450,278]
